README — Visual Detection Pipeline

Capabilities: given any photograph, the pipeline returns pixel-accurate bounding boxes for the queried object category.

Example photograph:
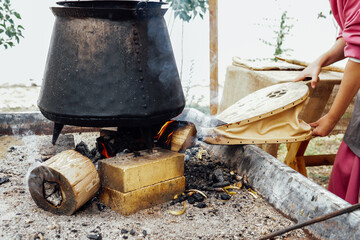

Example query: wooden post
[209,0,218,115]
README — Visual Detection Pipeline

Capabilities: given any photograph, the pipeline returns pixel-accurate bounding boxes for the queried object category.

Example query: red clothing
[330,0,360,59]
[328,141,360,204]
[328,0,360,204]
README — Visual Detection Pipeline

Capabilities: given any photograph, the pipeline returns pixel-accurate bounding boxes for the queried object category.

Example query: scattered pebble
[130,229,135,236]
[0,176,10,185]
[220,194,231,201]
[88,233,102,240]
[7,146,15,152]
[121,228,128,234]
[96,203,106,211]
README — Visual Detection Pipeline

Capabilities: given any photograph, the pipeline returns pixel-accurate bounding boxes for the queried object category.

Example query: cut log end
[28,150,100,215]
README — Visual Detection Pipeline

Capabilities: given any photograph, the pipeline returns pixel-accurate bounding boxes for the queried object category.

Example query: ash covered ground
[0,133,311,240]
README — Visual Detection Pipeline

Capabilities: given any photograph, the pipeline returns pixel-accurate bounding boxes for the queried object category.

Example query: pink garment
[330,0,360,59]
[328,141,360,204]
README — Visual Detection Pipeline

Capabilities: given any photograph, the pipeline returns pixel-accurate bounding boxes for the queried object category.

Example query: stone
[99,148,184,193]
[100,176,185,216]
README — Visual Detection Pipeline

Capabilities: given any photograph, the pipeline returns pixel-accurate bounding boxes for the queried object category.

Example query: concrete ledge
[0,112,99,135]
[202,143,360,240]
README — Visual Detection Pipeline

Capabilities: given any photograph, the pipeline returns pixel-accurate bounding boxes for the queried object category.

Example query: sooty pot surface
[38,1,185,128]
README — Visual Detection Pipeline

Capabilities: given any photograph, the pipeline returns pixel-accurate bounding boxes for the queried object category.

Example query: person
[294,0,360,204]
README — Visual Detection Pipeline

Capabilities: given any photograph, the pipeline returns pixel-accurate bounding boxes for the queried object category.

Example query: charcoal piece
[142,230,147,236]
[220,194,231,201]
[91,152,102,164]
[130,229,135,236]
[170,193,187,205]
[121,229,128,234]
[192,193,205,202]
[187,196,195,204]
[0,176,10,185]
[91,147,98,156]
[194,202,207,208]
[212,181,230,188]
[75,141,92,159]
[212,169,225,183]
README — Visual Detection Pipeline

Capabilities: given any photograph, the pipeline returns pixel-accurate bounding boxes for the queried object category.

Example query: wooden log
[28,150,100,215]
[156,121,197,152]
[170,122,197,152]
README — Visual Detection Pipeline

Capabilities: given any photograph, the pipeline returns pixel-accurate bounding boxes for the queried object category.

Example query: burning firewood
[155,121,197,152]
[28,150,100,215]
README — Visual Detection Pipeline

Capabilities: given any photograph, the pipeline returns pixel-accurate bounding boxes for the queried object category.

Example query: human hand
[294,63,322,89]
[310,114,338,137]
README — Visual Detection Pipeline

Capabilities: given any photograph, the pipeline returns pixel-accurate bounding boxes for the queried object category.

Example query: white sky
[0,0,345,91]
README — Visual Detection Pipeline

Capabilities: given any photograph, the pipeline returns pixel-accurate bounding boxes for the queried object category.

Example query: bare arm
[311,59,360,136]
[294,38,346,88]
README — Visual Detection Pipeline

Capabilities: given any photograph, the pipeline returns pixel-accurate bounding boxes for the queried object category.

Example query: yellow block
[100,176,185,216]
[98,148,184,192]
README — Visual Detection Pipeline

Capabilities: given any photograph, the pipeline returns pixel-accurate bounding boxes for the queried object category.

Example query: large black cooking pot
[38,1,185,135]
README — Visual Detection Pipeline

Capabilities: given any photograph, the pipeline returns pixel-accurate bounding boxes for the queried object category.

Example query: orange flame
[155,120,175,148]
[155,120,174,140]
[100,143,110,158]
[165,132,173,145]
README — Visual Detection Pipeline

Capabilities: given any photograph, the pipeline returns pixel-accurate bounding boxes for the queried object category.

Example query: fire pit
[2,108,360,238]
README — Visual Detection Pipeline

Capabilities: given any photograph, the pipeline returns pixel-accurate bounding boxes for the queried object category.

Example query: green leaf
[13,12,21,19]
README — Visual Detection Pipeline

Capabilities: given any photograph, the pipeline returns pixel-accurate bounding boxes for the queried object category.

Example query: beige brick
[98,148,184,192]
[99,176,185,216]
